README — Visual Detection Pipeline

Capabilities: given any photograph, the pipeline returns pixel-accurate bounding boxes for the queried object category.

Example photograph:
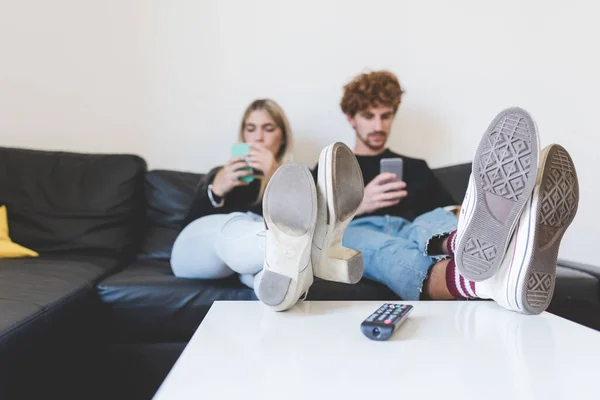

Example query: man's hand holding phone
[356,172,408,216]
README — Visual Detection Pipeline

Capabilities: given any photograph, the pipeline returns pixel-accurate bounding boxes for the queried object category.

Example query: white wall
[1,0,598,267]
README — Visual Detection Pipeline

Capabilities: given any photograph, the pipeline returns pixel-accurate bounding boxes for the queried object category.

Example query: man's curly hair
[340,70,404,117]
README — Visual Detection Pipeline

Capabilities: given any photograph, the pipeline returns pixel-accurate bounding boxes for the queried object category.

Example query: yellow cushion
[0,205,39,258]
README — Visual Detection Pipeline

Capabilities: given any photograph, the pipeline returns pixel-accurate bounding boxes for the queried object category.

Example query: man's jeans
[342,208,458,300]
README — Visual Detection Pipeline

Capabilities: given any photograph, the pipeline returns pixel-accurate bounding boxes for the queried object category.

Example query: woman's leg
[170,214,236,279]
[214,212,266,276]
[171,211,266,285]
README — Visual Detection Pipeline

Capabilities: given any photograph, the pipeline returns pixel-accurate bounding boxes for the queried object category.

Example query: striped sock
[445,259,477,299]
[444,230,458,255]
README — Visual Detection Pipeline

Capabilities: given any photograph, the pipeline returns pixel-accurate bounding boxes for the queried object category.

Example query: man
[311,70,580,315]
[339,70,455,221]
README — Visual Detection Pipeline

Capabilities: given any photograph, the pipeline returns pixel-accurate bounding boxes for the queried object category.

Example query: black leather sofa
[1,146,599,400]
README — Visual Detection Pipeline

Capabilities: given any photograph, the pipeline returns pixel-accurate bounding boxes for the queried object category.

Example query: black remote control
[360,303,413,341]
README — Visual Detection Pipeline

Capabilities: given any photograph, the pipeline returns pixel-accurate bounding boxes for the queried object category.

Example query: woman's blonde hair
[238,98,294,202]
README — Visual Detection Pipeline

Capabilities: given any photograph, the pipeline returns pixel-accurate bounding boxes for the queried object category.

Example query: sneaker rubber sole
[518,144,579,314]
[456,107,540,281]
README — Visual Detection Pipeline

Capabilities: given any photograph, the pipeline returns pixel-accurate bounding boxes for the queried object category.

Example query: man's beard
[356,130,387,151]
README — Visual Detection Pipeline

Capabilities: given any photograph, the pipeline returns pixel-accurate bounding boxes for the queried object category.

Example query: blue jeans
[342,208,458,300]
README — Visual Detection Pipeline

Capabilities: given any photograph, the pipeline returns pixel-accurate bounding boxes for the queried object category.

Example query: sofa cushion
[96,259,401,343]
[96,259,256,343]
[554,266,599,304]
[0,299,42,343]
[0,147,147,258]
[137,170,201,260]
[307,278,400,301]
[432,162,471,204]
[0,256,121,360]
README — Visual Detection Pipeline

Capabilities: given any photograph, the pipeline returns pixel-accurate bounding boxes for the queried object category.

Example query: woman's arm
[181,166,223,228]
[181,166,262,229]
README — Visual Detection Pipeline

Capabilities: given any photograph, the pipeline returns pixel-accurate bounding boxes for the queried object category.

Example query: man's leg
[343,109,579,315]
[342,213,458,300]
[394,207,478,300]
[420,145,580,315]
[396,207,481,300]
[342,209,479,302]
[422,259,454,300]
[441,107,578,314]
[342,216,420,299]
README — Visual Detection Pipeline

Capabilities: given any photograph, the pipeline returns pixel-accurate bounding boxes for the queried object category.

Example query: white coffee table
[153,300,600,400]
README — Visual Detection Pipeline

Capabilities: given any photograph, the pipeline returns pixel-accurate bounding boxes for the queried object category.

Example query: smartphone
[231,143,254,183]
[380,158,403,181]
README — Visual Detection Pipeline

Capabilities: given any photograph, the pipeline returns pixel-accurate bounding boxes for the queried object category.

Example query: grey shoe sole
[456,107,539,281]
[331,143,365,222]
[258,163,317,308]
[312,142,365,284]
[520,145,579,314]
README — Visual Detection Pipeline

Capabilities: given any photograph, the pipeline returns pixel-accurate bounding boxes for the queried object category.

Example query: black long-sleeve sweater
[310,149,455,222]
[182,149,456,229]
[181,166,263,228]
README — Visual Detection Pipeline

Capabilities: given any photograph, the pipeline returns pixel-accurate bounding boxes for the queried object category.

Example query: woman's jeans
[171,212,265,288]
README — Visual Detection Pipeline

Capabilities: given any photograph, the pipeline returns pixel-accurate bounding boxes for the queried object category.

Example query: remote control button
[384,320,392,324]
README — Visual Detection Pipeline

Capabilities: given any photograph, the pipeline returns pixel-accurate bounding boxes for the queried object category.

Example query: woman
[170,99,293,288]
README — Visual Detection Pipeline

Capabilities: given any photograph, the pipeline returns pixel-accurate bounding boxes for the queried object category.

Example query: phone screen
[231,143,254,182]
[380,158,403,181]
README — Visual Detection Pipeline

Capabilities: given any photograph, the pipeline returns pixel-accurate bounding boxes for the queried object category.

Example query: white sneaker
[477,144,579,315]
[311,142,365,284]
[455,107,540,281]
[256,163,317,311]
